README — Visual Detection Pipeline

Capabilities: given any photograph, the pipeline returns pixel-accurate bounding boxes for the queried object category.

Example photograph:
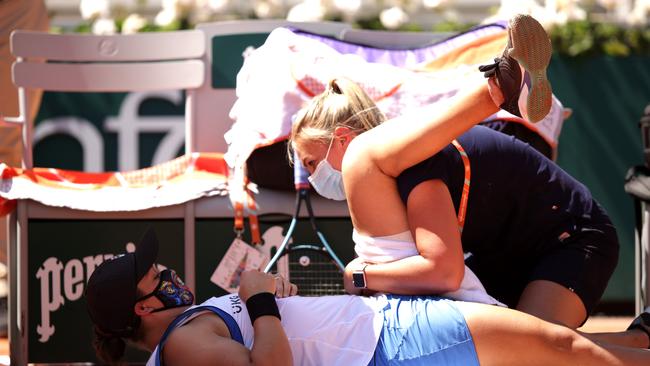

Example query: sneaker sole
[508,14,552,123]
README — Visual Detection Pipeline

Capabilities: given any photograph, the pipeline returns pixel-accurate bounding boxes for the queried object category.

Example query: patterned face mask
[138,269,194,312]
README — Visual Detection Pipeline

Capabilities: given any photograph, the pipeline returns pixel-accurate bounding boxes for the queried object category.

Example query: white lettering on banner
[105,91,185,171]
[34,117,104,172]
[63,259,84,301]
[35,258,63,343]
[34,91,185,172]
[35,244,133,343]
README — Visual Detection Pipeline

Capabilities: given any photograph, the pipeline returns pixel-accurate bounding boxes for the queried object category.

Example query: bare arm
[164,321,291,366]
[342,81,498,235]
[344,180,465,295]
[248,316,292,366]
[163,271,294,366]
[239,270,293,366]
[341,79,499,292]
[360,81,498,178]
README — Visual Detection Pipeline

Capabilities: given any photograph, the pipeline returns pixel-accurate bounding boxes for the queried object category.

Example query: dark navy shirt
[397,125,605,258]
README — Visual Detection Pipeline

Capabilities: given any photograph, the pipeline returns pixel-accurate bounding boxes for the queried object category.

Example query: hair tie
[329,79,342,94]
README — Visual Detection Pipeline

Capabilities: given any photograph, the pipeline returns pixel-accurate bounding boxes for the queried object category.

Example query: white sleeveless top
[147,294,387,366]
[353,229,505,306]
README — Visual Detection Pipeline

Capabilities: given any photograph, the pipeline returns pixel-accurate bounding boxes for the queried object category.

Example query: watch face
[352,271,366,288]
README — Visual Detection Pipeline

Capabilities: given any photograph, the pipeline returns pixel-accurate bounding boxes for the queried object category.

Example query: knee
[544,325,583,354]
[543,325,598,358]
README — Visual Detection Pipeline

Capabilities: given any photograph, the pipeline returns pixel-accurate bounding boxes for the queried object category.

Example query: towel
[353,229,506,307]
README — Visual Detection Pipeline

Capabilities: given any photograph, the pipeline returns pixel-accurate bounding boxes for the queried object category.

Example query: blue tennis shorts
[368,295,479,366]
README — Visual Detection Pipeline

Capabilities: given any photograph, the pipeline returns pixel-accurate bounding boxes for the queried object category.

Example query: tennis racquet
[263,188,346,296]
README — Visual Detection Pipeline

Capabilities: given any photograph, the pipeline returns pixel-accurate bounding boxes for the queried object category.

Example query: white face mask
[307,137,346,201]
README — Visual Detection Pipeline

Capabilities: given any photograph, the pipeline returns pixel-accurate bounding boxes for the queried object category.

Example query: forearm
[370,82,497,177]
[250,317,293,366]
[357,255,464,295]
[239,271,295,366]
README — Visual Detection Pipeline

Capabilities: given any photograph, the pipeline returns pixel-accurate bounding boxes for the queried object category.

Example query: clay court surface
[581,315,635,333]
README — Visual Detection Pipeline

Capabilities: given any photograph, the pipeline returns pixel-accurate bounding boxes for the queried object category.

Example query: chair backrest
[192,20,351,154]
[340,28,453,49]
[10,30,206,169]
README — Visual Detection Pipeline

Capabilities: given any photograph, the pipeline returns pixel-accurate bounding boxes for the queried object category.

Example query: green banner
[27,220,185,363]
[35,91,186,172]
[550,55,650,301]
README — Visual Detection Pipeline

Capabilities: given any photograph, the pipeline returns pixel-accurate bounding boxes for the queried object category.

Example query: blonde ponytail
[289,78,386,160]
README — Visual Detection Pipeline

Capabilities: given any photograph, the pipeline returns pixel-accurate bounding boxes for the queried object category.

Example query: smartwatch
[352,264,368,289]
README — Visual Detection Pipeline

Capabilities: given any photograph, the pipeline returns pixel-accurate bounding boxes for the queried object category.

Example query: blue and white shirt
[147,294,387,366]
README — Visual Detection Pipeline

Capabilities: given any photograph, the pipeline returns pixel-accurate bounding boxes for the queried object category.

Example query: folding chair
[7,29,205,365]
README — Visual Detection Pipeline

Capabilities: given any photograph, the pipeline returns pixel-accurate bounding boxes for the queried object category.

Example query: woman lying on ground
[85,229,650,366]
[290,14,626,339]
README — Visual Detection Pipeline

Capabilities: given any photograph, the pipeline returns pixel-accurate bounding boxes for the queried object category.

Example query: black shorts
[466,221,619,315]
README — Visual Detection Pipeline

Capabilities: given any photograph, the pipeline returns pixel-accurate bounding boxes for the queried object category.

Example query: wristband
[245,292,281,324]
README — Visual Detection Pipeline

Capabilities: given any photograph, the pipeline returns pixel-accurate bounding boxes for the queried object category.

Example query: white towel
[353,229,506,307]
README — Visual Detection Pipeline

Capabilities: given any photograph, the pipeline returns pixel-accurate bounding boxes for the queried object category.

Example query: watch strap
[352,264,368,288]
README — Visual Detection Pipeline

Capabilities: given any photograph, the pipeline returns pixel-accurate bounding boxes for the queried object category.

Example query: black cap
[85,228,159,336]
